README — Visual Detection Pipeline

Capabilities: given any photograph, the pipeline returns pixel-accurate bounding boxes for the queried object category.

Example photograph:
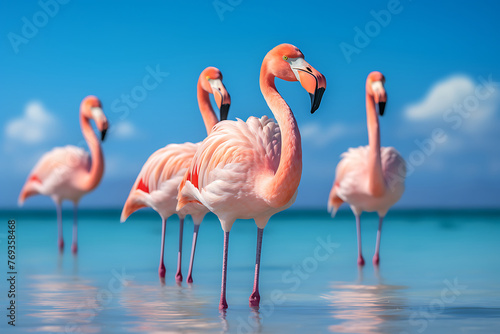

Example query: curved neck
[366,91,385,196]
[197,81,219,135]
[78,112,104,192]
[259,63,302,208]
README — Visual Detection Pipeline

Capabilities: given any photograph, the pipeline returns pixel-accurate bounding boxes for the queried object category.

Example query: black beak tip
[309,87,325,114]
[378,102,386,116]
[101,129,107,142]
[220,104,230,121]
[309,93,316,114]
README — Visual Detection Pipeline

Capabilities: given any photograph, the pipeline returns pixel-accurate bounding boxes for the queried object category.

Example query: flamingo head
[200,67,231,121]
[81,95,109,141]
[367,71,387,116]
[264,43,327,114]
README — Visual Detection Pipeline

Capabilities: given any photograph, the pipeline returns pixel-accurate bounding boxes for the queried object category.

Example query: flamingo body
[19,145,91,205]
[121,142,207,224]
[179,115,296,232]
[330,146,405,217]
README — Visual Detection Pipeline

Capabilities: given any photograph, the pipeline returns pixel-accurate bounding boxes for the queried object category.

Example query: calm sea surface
[0,209,499,333]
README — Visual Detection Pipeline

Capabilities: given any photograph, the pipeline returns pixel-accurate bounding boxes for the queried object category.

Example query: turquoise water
[0,209,499,333]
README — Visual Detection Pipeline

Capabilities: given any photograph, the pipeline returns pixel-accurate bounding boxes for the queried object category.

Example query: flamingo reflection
[322,272,406,334]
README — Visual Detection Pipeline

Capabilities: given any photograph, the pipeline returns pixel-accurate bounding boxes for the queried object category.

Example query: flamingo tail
[177,180,204,212]
[327,184,344,218]
[120,191,149,222]
[18,178,42,206]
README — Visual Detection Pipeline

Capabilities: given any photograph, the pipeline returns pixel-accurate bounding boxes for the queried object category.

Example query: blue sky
[1,0,499,209]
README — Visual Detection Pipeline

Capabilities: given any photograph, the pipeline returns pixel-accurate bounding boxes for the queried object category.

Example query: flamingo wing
[177,116,281,217]
[381,146,406,194]
[121,142,199,221]
[19,145,90,205]
[334,146,371,202]
[332,146,406,215]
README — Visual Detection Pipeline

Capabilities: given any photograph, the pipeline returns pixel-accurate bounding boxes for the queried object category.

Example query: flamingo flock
[18,44,405,309]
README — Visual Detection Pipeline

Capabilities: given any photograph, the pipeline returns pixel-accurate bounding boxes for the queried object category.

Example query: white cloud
[404,75,499,129]
[302,122,358,147]
[5,101,59,144]
[405,75,475,120]
[112,121,138,140]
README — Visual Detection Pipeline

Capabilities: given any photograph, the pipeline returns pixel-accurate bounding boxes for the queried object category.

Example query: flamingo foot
[175,270,183,282]
[159,264,166,278]
[357,256,365,266]
[249,291,260,308]
[219,297,228,310]
[71,243,78,254]
[187,275,193,284]
[58,240,64,252]
[373,254,380,266]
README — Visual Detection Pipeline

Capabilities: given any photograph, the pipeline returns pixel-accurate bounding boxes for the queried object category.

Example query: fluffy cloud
[404,75,499,131]
[112,121,138,140]
[5,101,59,144]
[301,122,360,147]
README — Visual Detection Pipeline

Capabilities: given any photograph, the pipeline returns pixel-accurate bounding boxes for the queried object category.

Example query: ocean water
[0,209,499,334]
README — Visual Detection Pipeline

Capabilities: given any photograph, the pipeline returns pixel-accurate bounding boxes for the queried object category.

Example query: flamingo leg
[186,224,200,284]
[175,218,184,282]
[373,216,384,266]
[356,214,365,266]
[249,227,264,308]
[159,218,166,278]
[71,203,78,254]
[219,231,229,310]
[56,202,64,252]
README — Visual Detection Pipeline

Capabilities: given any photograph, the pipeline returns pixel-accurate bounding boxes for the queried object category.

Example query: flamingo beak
[378,102,386,116]
[101,128,107,141]
[371,81,387,116]
[210,79,231,121]
[91,107,108,142]
[290,59,327,114]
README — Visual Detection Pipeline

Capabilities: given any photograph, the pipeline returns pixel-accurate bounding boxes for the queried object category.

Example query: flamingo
[18,96,109,254]
[327,71,406,266]
[177,44,327,309]
[120,67,231,281]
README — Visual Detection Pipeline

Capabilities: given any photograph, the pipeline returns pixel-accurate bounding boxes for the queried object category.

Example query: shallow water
[1,209,499,333]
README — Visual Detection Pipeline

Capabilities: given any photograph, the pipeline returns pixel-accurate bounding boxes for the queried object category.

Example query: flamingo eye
[282,55,288,61]
[206,76,211,80]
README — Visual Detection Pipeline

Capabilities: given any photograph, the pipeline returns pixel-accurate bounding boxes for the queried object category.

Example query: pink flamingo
[177,44,326,309]
[18,96,109,254]
[328,71,406,266]
[121,67,231,281]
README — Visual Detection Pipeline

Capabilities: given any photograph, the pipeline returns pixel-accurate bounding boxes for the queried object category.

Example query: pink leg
[158,218,166,278]
[373,216,384,266]
[219,231,229,310]
[71,204,78,254]
[175,218,184,282]
[356,214,365,266]
[186,224,200,284]
[56,202,64,252]
[249,227,264,308]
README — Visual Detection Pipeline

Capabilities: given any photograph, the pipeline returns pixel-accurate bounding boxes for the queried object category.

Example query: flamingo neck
[79,112,104,192]
[259,65,302,208]
[366,91,385,197]
[197,81,219,135]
